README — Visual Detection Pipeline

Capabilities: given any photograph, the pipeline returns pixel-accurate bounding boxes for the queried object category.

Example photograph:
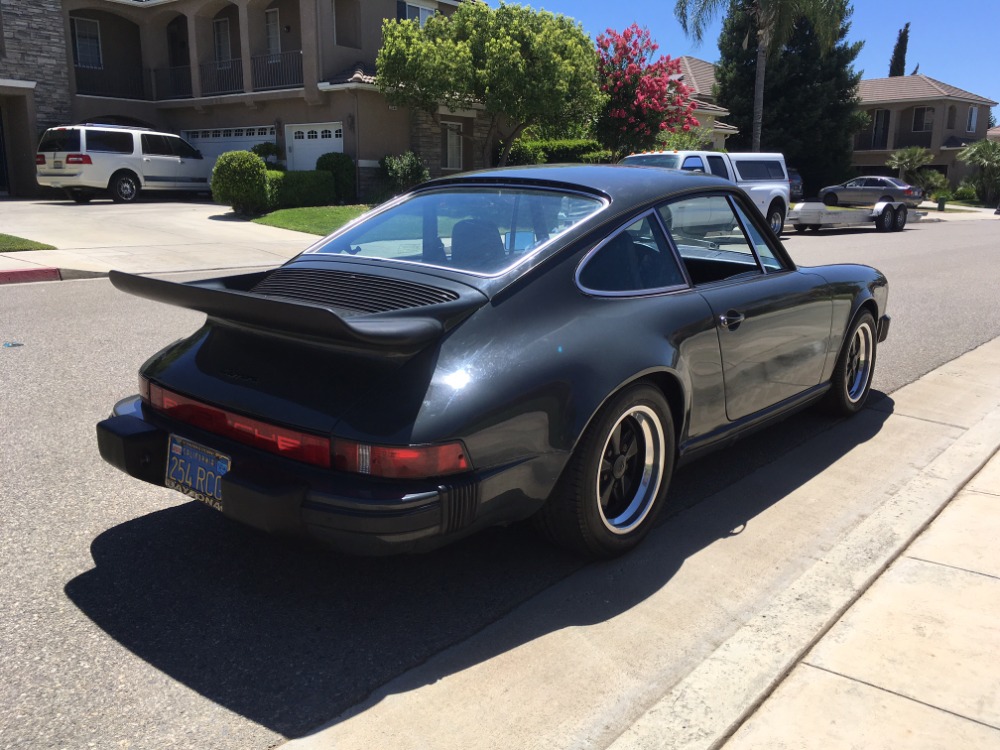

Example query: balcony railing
[251,49,303,91]
[152,65,193,100]
[74,65,147,99]
[200,58,244,96]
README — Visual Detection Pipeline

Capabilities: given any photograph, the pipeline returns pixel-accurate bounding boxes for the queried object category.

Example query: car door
[140,133,180,188]
[841,178,866,205]
[660,194,832,421]
[167,135,210,189]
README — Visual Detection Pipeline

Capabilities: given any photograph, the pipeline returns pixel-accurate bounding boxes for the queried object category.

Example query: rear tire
[876,206,895,232]
[823,193,838,207]
[766,201,785,236]
[893,205,907,231]
[109,171,140,203]
[537,384,675,559]
[823,312,876,416]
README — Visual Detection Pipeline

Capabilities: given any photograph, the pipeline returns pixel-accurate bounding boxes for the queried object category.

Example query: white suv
[35,124,212,203]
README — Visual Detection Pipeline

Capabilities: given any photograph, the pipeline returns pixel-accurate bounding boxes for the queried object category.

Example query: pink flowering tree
[595,24,699,159]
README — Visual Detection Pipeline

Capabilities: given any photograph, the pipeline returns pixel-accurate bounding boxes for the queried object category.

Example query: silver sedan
[819,176,923,208]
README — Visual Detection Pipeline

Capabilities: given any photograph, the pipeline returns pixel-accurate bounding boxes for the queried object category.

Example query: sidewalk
[720,450,1000,749]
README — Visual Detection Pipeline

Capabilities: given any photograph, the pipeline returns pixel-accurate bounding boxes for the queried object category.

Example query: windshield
[619,154,681,169]
[309,187,604,275]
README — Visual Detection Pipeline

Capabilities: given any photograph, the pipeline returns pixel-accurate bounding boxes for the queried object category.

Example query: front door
[140,133,180,187]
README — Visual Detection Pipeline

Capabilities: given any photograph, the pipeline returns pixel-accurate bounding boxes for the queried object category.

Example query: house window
[967,106,979,133]
[442,121,462,170]
[398,2,435,26]
[72,17,103,70]
[213,18,231,68]
[912,106,935,132]
[334,0,360,48]
[947,105,956,129]
[265,9,281,59]
[872,109,890,149]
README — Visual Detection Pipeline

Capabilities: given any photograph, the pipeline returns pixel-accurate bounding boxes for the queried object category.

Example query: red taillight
[143,379,330,468]
[35,154,45,165]
[65,154,92,165]
[332,439,471,479]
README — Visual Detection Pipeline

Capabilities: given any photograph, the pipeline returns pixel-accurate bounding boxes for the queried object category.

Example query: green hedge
[212,151,269,216]
[266,170,338,210]
[315,152,357,203]
[501,138,605,166]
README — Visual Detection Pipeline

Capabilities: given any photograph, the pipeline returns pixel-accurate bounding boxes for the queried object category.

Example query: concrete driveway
[0,197,318,279]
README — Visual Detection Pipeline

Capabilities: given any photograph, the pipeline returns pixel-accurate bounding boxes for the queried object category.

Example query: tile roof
[988,126,1000,142]
[678,56,718,100]
[691,97,727,114]
[327,62,377,87]
[859,74,997,106]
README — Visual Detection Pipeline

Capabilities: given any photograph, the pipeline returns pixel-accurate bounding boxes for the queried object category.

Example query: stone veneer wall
[410,109,495,178]
[1,0,73,134]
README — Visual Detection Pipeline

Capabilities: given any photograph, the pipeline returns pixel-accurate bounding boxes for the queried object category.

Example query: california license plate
[165,435,231,511]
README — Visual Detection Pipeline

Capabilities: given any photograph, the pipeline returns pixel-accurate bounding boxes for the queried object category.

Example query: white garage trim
[285,122,343,171]
[182,125,277,164]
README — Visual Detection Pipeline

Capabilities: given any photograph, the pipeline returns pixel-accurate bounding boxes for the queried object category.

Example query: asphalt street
[1,217,998,748]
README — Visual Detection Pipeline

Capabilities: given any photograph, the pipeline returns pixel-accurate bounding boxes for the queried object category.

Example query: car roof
[419,164,737,204]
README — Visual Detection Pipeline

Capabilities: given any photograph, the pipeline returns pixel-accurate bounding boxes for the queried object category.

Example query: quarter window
[72,17,102,69]
[579,215,685,293]
[85,130,133,154]
[912,107,935,132]
[732,160,786,180]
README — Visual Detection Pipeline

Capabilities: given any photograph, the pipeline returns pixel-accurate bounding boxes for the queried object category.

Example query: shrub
[212,151,269,216]
[955,181,978,202]
[315,152,357,203]
[579,150,613,164]
[501,138,604,165]
[914,168,948,198]
[379,151,430,196]
[267,170,337,210]
[250,142,281,164]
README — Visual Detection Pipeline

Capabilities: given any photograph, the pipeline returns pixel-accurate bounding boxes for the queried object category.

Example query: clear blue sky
[486,1,1000,113]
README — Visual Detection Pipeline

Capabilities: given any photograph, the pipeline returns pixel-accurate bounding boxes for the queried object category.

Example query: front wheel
[109,171,140,203]
[823,192,838,207]
[537,384,675,558]
[823,312,877,415]
[766,202,785,236]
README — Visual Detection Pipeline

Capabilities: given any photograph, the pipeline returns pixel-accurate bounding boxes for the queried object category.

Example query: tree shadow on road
[65,395,894,740]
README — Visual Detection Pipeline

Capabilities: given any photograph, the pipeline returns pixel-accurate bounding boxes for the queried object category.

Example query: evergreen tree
[715,0,862,196]
[888,22,909,77]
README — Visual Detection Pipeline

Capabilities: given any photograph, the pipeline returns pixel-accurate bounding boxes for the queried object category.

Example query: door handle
[719,310,745,330]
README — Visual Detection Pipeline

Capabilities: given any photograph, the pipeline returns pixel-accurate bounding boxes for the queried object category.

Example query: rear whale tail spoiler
[109,270,481,354]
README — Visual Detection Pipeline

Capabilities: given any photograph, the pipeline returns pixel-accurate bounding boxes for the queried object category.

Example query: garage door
[183,125,277,164]
[285,122,343,171]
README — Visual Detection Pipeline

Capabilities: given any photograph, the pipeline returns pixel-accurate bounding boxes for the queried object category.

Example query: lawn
[0,234,56,252]
[252,205,371,235]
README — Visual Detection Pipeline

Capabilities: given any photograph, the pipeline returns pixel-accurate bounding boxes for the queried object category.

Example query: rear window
[733,160,786,181]
[85,129,134,154]
[38,129,81,153]
[620,154,681,169]
[310,187,605,275]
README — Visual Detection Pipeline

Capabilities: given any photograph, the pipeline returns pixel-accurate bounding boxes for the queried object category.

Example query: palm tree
[958,139,1000,204]
[886,146,933,182]
[674,0,844,151]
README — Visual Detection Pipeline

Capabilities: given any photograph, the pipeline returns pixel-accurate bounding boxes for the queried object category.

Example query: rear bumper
[878,314,891,343]
[96,398,518,555]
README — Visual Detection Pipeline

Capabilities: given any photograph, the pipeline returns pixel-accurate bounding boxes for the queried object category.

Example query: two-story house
[0,0,498,198]
[677,56,737,149]
[853,74,997,187]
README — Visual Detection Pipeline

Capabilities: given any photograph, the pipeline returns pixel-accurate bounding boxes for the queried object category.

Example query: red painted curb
[0,267,62,284]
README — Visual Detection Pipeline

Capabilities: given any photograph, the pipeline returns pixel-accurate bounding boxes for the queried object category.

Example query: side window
[658,195,763,284]
[141,134,174,156]
[681,156,705,172]
[706,155,731,180]
[733,202,785,271]
[84,130,133,154]
[579,215,685,293]
[734,159,785,180]
[845,178,863,188]
[168,136,201,159]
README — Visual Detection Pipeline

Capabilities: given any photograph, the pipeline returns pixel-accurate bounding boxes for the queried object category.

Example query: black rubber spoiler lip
[109,270,451,353]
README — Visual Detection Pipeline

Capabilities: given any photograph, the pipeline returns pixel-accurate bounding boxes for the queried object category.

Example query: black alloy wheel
[876,206,895,232]
[823,312,876,415]
[823,193,838,206]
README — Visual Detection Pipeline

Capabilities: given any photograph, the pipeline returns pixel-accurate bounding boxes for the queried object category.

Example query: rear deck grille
[250,268,459,313]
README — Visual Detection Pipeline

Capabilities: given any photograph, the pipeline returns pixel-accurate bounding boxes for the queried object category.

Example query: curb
[0,267,62,284]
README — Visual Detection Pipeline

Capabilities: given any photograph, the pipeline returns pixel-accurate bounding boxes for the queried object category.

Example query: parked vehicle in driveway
[35,124,212,203]
[819,176,923,208]
[620,150,791,235]
[788,168,804,202]
[96,165,889,559]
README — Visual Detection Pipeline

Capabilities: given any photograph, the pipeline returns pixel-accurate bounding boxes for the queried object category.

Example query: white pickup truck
[620,150,791,235]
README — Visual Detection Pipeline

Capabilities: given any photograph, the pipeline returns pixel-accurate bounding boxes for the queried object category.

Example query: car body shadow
[65,395,894,739]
